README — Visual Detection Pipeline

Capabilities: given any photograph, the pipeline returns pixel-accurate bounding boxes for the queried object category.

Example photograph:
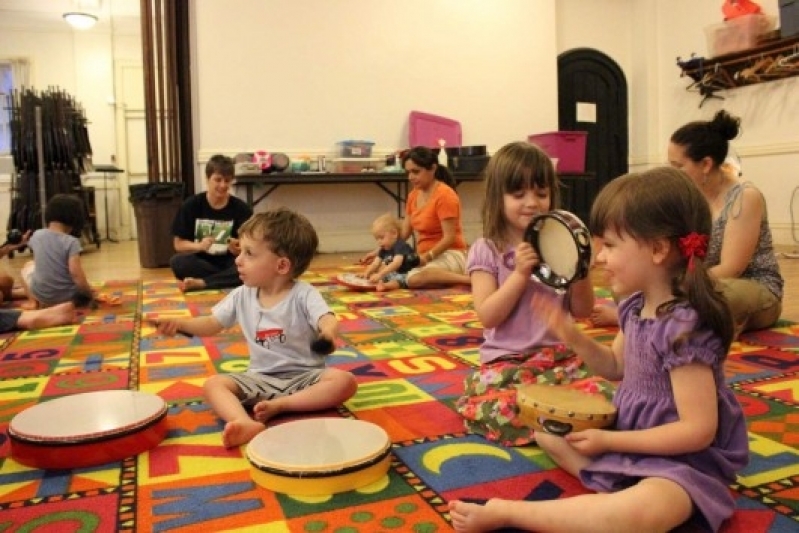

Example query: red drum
[246,418,392,496]
[9,390,168,469]
[336,272,378,291]
[524,209,592,289]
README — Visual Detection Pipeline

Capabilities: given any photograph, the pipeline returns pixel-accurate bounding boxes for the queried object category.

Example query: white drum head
[336,273,378,291]
[537,217,579,280]
[247,418,389,474]
[525,210,592,289]
[10,390,167,443]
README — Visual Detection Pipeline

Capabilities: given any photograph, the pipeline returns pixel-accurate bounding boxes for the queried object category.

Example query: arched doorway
[558,48,628,196]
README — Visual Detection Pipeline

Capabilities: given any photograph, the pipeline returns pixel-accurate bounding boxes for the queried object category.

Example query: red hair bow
[678,232,708,271]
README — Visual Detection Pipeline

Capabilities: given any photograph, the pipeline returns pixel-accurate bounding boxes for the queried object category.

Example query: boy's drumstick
[310,336,335,355]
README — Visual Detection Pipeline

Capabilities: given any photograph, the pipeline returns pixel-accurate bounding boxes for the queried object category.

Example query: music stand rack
[93,164,124,243]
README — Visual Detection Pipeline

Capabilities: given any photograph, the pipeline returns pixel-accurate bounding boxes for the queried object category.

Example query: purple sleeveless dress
[580,292,749,532]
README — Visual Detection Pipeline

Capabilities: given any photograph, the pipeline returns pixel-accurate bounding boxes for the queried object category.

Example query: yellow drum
[517,383,616,436]
[246,418,392,496]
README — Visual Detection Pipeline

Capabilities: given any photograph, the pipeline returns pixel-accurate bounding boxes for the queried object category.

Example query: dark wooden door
[558,49,628,198]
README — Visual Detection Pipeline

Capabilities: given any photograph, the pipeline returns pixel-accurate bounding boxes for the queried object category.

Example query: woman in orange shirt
[373,146,470,290]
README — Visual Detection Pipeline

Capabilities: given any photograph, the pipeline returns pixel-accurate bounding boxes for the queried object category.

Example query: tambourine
[9,390,168,469]
[516,383,616,436]
[524,209,592,289]
[246,418,392,496]
[336,272,378,292]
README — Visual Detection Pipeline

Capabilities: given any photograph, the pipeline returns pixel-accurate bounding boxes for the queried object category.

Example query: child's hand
[228,237,241,255]
[311,335,336,355]
[150,319,184,337]
[199,236,215,251]
[358,250,377,265]
[513,242,538,278]
[368,273,381,284]
[530,291,576,342]
[565,428,610,456]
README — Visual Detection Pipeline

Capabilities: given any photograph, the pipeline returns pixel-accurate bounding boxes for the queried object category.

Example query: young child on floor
[0,229,31,303]
[449,167,749,533]
[455,141,595,446]
[154,207,358,448]
[359,212,417,291]
[20,194,93,309]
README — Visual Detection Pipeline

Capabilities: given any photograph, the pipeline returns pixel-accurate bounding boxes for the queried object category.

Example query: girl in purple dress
[449,167,749,532]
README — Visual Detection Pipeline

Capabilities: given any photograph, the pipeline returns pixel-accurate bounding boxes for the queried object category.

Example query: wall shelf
[677,35,799,106]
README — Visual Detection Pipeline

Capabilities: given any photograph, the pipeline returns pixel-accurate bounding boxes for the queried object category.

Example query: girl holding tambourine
[454,142,605,447]
[450,168,748,533]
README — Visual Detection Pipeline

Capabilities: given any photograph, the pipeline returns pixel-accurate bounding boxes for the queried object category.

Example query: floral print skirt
[455,345,616,447]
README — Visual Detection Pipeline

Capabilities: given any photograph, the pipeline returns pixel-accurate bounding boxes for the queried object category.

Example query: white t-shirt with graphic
[212,281,332,374]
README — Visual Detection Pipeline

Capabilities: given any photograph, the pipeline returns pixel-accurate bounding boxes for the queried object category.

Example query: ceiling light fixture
[63,12,98,30]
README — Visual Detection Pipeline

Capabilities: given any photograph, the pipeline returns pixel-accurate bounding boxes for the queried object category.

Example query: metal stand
[94,164,124,243]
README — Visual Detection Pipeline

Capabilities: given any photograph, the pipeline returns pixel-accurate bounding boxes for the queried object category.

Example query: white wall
[0,21,142,242]
[652,1,799,248]
[557,0,799,248]
[3,1,797,251]
[192,0,559,251]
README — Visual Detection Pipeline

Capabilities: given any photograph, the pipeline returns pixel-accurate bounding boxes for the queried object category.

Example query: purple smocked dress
[580,292,749,532]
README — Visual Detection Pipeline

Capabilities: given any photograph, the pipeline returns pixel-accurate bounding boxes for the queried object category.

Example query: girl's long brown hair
[481,142,559,250]
[590,167,734,352]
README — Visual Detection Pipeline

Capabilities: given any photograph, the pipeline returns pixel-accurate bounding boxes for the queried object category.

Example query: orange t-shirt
[406,182,467,254]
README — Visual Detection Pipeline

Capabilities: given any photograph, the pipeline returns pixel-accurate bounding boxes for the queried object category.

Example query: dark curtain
[140,0,194,194]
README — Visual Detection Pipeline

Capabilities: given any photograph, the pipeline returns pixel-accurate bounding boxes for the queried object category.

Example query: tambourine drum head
[537,217,579,281]
[246,418,391,496]
[9,390,168,469]
[525,210,592,289]
[516,383,616,435]
[336,273,378,291]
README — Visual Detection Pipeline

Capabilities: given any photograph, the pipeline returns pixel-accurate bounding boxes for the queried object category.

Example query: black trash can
[129,182,185,268]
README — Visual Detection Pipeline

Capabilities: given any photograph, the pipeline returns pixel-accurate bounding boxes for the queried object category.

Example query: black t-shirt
[378,239,417,273]
[171,193,253,261]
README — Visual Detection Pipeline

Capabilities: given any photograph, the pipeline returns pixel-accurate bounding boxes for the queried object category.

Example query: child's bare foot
[178,277,206,292]
[252,399,283,423]
[448,499,507,533]
[376,280,399,292]
[222,419,265,448]
[17,302,76,330]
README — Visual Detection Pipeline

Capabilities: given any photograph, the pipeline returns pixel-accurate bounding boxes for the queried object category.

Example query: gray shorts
[0,309,22,333]
[228,369,325,407]
[383,271,408,288]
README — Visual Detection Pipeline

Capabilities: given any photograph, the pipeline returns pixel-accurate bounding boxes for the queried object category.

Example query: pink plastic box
[527,131,588,173]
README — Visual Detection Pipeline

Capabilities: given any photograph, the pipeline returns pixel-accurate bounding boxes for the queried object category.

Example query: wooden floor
[5,238,799,323]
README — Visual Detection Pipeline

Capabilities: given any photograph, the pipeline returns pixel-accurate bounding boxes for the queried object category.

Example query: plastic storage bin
[129,182,185,268]
[704,14,776,57]
[781,0,799,37]
[338,140,375,158]
[408,111,462,148]
[527,131,588,173]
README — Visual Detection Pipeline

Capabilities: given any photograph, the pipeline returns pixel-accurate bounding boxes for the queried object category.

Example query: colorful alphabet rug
[0,271,798,532]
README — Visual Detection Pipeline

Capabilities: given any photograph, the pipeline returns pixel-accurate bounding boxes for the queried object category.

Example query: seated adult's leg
[201,263,243,290]
[718,277,782,333]
[405,250,470,289]
[406,266,470,288]
[170,253,222,281]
